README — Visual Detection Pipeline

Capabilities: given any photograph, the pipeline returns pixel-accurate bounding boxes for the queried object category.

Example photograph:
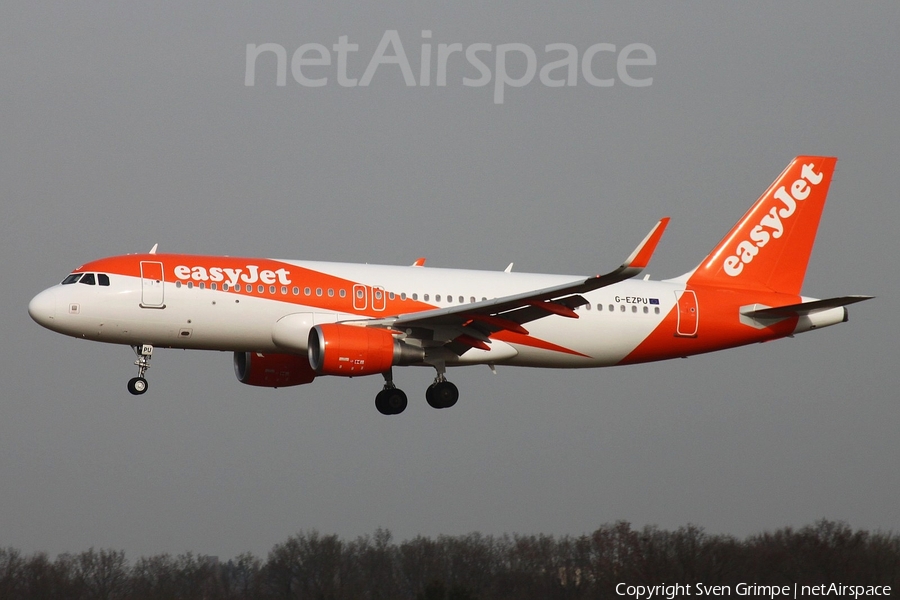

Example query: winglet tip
[624,217,670,269]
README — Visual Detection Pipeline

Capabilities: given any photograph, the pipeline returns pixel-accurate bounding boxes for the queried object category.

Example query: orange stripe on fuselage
[492,330,590,358]
[619,286,799,365]
[76,254,436,318]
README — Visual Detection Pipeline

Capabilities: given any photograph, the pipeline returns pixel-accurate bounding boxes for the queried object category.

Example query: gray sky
[2,2,897,559]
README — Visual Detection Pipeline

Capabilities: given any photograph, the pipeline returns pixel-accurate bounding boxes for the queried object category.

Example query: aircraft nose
[28,288,57,327]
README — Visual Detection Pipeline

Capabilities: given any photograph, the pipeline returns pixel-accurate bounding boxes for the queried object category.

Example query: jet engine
[308,324,424,377]
[234,351,317,387]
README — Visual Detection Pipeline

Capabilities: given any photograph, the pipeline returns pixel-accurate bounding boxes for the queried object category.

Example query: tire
[376,388,407,415]
[128,377,148,395]
[427,381,458,409]
[385,389,408,415]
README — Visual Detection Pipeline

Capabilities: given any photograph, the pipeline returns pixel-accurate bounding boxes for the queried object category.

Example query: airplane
[28,156,871,415]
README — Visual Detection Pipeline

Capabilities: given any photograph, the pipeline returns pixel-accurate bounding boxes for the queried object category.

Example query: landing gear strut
[375,369,408,415]
[425,364,459,409]
[128,344,153,395]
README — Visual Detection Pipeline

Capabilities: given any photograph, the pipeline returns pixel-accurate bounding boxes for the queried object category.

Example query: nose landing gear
[127,344,153,395]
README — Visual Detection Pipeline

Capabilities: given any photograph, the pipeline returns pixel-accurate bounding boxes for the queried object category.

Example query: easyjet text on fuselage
[173,264,292,287]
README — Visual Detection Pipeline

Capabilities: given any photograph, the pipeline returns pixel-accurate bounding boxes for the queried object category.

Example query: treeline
[1,520,898,599]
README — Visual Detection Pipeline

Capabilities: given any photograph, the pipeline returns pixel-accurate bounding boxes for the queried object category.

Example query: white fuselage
[30,259,682,368]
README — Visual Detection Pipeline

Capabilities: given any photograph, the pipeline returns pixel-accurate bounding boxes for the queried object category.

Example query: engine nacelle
[234,352,316,387]
[308,324,424,377]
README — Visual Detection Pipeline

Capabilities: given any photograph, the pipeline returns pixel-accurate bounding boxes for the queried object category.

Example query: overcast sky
[2,2,898,559]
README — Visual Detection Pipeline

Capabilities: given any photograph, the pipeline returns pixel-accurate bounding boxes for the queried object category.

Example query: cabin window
[643,306,649,314]
[316,288,323,297]
[655,307,660,314]
[270,285,277,294]
[292,287,299,295]
[305,287,311,296]
[328,288,334,297]
[340,289,346,298]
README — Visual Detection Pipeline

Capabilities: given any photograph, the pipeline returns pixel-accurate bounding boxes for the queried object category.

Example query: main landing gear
[375,366,460,415]
[127,344,153,395]
[375,370,408,416]
[426,377,459,410]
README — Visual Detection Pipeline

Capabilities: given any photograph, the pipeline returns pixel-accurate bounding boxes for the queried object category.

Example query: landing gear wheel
[129,345,153,395]
[375,388,408,415]
[128,377,148,395]
[426,381,459,409]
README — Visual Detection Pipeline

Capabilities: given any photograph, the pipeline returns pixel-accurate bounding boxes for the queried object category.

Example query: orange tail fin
[687,156,837,294]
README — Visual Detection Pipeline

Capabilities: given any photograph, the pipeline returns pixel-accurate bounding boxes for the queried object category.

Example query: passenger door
[140,261,165,308]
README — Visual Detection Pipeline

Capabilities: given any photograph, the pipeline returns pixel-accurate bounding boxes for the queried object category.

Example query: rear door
[675,289,698,337]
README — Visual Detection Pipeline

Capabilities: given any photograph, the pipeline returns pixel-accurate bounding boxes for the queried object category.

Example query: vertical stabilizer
[687,156,837,294]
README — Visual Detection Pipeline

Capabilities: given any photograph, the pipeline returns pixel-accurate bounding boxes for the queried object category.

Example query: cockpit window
[79,273,96,285]
[98,274,110,286]
[62,273,82,285]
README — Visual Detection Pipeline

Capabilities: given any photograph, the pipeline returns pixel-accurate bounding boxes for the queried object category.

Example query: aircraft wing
[355,218,669,354]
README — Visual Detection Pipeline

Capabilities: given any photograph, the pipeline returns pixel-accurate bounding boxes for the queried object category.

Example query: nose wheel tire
[426,381,459,409]
[128,377,148,395]
[375,388,408,415]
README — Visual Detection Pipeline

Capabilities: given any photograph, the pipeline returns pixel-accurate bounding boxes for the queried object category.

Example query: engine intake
[308,324,424,377]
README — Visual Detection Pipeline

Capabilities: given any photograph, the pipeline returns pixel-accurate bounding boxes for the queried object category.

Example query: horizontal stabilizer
[741,295,873,319]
